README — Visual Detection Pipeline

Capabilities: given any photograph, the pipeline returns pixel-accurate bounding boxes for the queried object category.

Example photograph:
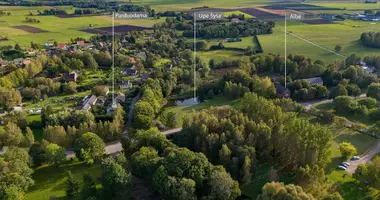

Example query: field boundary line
[274,27,347,59]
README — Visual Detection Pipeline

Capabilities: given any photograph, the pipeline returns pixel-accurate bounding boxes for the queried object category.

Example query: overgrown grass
[25,161,102,200]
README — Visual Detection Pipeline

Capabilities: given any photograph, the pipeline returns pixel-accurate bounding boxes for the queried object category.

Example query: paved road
[347,141,380,174]
[125,93,141,137]
[299,94,367,111]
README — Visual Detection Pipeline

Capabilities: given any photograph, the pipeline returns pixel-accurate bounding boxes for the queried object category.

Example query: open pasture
[258,19,380,63]
[0,6,162,46]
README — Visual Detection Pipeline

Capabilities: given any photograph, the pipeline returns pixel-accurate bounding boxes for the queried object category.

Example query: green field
[164,96,239,127]
[308,2,380,10]
[258,19,380,63]
[0,6,164,46]
[131,0,268,11]
[25,161,102,200]
[224,10,255,18]
[198,49,247,64]
[24,91,90,111]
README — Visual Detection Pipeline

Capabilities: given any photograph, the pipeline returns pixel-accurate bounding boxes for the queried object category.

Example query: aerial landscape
[3,0,380,199]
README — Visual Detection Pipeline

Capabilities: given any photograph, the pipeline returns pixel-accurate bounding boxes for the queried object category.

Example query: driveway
[346,141,380,174]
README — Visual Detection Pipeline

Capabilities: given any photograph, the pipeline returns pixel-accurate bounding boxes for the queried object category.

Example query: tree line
[361,32,380,48]
[174,93,332,189]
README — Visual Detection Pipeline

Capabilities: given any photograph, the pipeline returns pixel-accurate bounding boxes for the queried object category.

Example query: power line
[274,27,347,59]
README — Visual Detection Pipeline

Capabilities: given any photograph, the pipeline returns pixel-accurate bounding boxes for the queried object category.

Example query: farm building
[81,95,98,111]
[64,71,78,82]
[302,77,324,86]
[119,80,132,89]
[115,92,126,103]
[364,0,377,3]
[125,67,138,76]
[274,82,291,98]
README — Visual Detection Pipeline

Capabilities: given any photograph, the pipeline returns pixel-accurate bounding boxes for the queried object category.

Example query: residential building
[64,71,78,82]
[320,14,336,20]
[77,41,85,47]
[231,18,240,23]
[57,43,67,50]
[137,51,147,60]
[125,68,138,76]
[363,66,376,73]
[359,61,376,73]
[23,58,31,66]
[115,92,126,103]
[107,102,118,114]
[274,82,291,98]
[13,58,25,66]
[81,95,98,110]
[97,98,105,106]
[11,106,22,112]
[141,74,150,81]
[119,80,132,89]
[364,0,377,3]
[0,58,7,67]
[67,45,77,52]
[301,77,324,86]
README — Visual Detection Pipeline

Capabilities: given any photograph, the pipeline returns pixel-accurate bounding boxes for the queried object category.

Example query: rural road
[65,127,183,158]
[298,94,367,110]
[347,141,380,174]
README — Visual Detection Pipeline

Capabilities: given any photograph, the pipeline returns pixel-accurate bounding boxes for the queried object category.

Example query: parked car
[342,162,350,167]
[352,156,360,160]
[338,165,347,170]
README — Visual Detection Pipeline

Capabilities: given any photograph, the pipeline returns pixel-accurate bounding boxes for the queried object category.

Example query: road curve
[347,141,380,174]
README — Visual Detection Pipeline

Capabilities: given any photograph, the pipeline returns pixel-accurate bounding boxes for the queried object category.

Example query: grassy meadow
[0,6,164,46]
[258,19,380,63]
[163,95,239,127]
[25,161,102,200]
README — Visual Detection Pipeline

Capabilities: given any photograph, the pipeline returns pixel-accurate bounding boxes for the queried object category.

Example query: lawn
[163,95,239,127]
[259,19,380,63]
[315,100,376,126]
[198,49,247,65]
[27,115,43,141]
[24,91,90,111]
[25,161,102,200]
[80,70,107,86]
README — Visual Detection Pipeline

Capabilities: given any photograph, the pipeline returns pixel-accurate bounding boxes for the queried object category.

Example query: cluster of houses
[319,13,345,21]
[350,14,380,21]
[0,57,31,68]
[80,90,126,114]
[359,61,376,73]
[320,12,380,22]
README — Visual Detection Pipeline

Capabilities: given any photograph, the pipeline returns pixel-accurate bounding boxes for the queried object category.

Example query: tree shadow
[326,157,345,174]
